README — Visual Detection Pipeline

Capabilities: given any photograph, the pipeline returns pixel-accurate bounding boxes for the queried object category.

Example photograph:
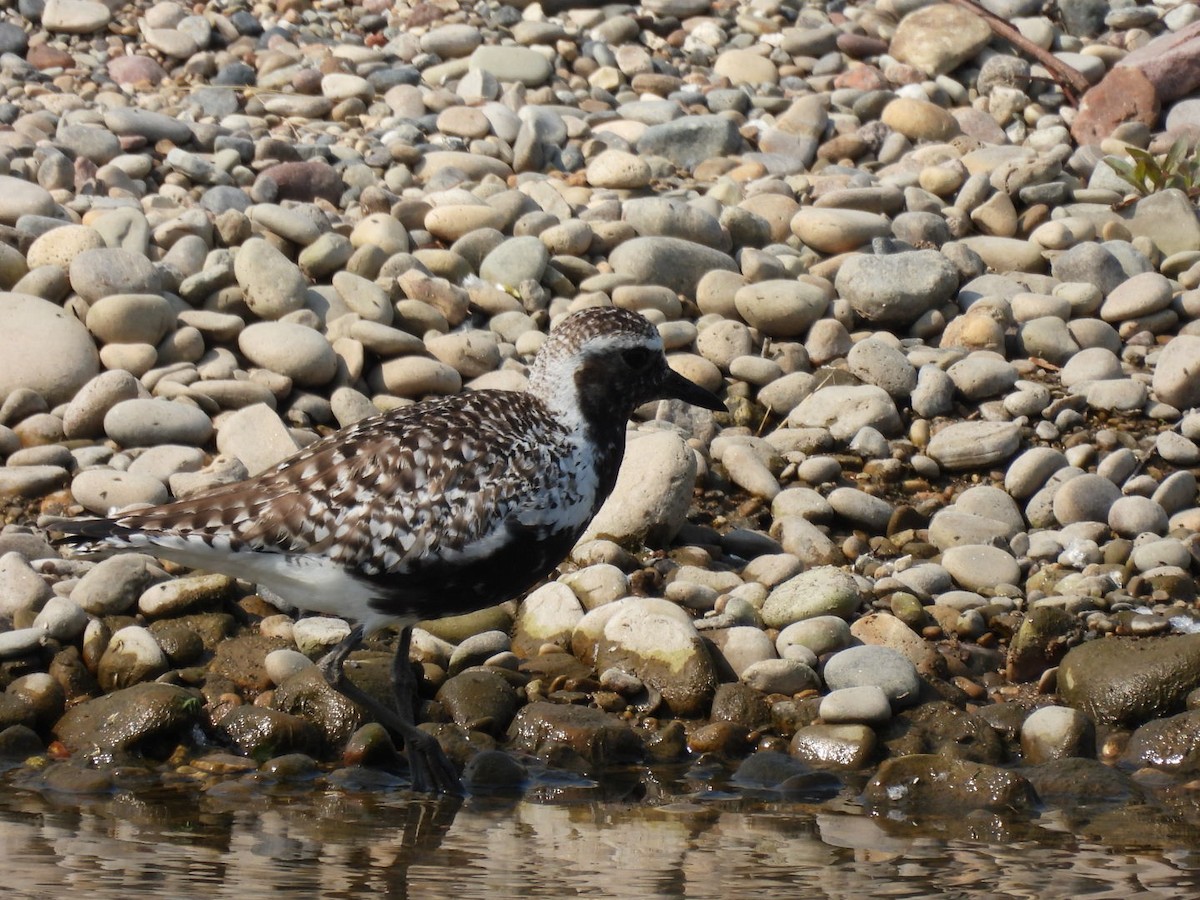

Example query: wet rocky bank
[1,0,1200,823]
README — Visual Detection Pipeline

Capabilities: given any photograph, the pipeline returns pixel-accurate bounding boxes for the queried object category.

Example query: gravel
[0,0,1199,827]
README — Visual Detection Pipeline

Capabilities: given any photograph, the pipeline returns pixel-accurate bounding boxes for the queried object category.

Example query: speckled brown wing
[104,391,579,578]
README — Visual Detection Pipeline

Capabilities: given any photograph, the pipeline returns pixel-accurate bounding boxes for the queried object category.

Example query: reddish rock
[405,2,446,28]
[834,65,888,92]
[27,45,74,70]
[1071,66,1160,146]
[1118,20,1200,104]
[256,161,345,204]
[107,55,167,86]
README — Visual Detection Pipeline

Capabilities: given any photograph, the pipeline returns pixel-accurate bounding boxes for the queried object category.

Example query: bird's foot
[316,624,463,796]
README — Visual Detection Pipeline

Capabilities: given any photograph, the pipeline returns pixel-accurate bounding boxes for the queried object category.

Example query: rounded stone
[819,685,893,725]
[834,250,959,326]
[762,567,864,629]
[68,248,160,303]
[0,175,57,224]
[1053,473,1123,525]
[586,150,652,189]
[733,280,828,338]
[926,421,1021,470]
[85,293,175,345]
[823,645,921,707]
[103,398,214,447]
[941,544,1022,591]
[238,322,338,387]
[881,97,961,141]
[478,236,549,289]
[847,339,917,398]
[0,292,100,405]
[609,236,738,298]
[1108,495,1169,537]
[776,615,852,658]
[233,238,307,319]
[791,208,892,254]
[26,224,105,270]
[1153,335,1200,410]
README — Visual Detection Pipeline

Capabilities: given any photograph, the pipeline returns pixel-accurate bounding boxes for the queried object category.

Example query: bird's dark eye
[622,347,655,371]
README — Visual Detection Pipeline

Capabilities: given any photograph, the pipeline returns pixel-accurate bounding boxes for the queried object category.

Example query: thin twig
[943,0,1092,106]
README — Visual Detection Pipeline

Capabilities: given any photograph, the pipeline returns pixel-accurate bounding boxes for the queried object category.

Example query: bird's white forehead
[576,329,664,357]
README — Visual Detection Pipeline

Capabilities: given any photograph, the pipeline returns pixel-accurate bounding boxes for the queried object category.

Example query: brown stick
[943,0,1092,106]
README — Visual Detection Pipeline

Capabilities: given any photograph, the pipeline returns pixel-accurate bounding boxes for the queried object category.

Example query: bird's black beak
[662,367,725,411]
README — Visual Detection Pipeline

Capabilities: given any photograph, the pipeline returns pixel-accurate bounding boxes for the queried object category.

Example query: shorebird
[57,307,724,793]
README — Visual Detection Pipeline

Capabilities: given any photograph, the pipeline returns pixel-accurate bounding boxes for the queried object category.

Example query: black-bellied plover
[57,306,724,793]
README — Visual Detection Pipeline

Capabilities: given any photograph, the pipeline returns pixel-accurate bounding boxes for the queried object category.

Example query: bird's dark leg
[318,624,462,795]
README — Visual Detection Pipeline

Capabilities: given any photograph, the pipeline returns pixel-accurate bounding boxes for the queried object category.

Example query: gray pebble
[823,645,921,708]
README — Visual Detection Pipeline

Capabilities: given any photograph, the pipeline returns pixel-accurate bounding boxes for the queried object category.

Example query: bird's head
[527,307,725,431]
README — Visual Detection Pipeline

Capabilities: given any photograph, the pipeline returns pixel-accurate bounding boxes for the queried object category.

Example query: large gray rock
[834,250,959,326]
[581,430,699,548]
[788,384,902,439]
[1058,633,1200,727]
[761,566,864,628]
[864,754,1038,811]
[53,682,201,756]
[635,115,743,171]
[609,236,737,299]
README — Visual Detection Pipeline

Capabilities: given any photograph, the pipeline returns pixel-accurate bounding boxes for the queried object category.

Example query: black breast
[363,523,581,622]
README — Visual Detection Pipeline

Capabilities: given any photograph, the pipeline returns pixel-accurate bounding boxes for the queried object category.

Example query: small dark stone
[0,694,34,731]
[229,10,262,35]
[212,62,256,87]
[731,750,810,788]
[272,668,363,753]
[1122,708,1200,773]
[437,669,520,737]
[207,633,290,694]
[710,682,773,729]
[48,646,99,704]
[864,754,1039,813]
[149,621,206,666]
[41,762,114,794]
[261,752,320,780]
[1022,757,1145,807]
[789,724,876,770]
[688,721,753,757]
[508,701,643,769]
[216,706,323,760]
[644,720,687,760]
[462,749,528,795]
[881,701,1006,764]
[1007,606,1085,682]
[0,723,43,759]
[255,161,345,205]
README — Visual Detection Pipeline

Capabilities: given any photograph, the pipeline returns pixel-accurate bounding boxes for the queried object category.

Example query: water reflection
[2,770,1200,898]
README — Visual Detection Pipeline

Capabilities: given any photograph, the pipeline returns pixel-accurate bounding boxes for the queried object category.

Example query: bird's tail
[41,515,141,553]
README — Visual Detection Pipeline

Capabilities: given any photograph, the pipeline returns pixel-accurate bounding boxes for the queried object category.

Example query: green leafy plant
[1103,139,1200,197]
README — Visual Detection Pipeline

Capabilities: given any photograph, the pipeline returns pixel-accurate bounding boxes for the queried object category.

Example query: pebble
[823,645,921,708]
[761,567,863,629]
[103,399,214,448]
[819,685,893,725]
[238,323,338,388]
[234,239,307,320]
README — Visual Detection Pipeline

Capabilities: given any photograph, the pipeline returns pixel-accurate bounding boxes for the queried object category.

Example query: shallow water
[3,766,1200,899]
